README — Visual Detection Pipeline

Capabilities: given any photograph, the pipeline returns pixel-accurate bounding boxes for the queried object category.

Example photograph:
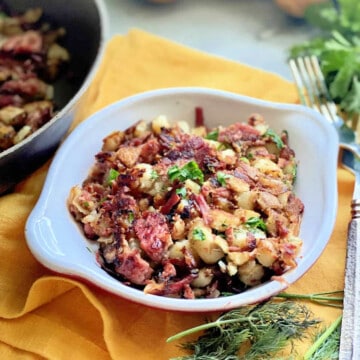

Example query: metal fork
[289,55,360,360]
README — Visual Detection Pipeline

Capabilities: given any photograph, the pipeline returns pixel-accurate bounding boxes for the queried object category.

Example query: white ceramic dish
[25,87,339,312]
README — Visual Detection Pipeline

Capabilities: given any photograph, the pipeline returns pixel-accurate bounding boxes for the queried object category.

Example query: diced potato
[134,163,156,192]
[22,8,43,24]
[46,43,70,79]
[279,236,303,268]
[191,125,207,137]
[278,191,291,207]
[264,142,280,157]
[254,123,268,135]
[238,260,264,286]
[67,186,96,216]
[265,209,289,237]
[176,120,190,134]
[256,239,277,267]
[23,100,53,113]
[204,139,222,150]
[116,145,142,167]
[184,179,201,194]
[227,251,251,266]
[191,267,214,288]
[134,120,149,138]
[171,215,186,240]
[152,115,170,134]
[214,235,229,253]
[286,235,303,257]
[226,176,250,193]
[102,131,125,151]
[148,180,167,198]
[208,209,240,231]
[226,261,238,276]
[257,191,282,212]
[252,158,282,177]
[235,190,258,210]
[229,227,247,248]
[217,149,236,165]
[97,235,114,245]
[0,106,25,126]
[0,123,15,150]
[47,43,70,62]
[189,219,224,264]
[13,125,31,144]
[233,208,261,222]
[168,239,191,260]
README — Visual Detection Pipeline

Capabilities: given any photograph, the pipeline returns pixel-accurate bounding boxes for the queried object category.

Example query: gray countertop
[104,0,316,80]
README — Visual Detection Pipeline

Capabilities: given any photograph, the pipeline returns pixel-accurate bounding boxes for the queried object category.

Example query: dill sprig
[304,315,342,360]
[276,290,344,308]
[168,301,320,360]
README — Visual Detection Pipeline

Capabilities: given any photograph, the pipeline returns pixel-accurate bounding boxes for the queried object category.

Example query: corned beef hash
[0,6,70,152]
[68,111,304,299]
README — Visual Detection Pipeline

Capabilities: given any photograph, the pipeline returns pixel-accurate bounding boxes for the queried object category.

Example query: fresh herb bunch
[167,291,344,359]
[168,301,320,360]
[289,0,360,117]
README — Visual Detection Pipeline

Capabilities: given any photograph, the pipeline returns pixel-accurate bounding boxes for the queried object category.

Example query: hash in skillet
[0,7,70,152]
[68,112,304,299]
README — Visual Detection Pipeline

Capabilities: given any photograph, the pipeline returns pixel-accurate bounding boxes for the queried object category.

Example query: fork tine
[308,55,339,122]
[289,56,339,125]
[289,58,308,107]
[301,57,321,111]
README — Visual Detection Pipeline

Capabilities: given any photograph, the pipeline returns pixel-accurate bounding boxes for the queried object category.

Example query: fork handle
[339,199,360,360]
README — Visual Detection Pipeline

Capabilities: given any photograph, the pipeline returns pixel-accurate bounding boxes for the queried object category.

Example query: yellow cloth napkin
[0,29,351,359]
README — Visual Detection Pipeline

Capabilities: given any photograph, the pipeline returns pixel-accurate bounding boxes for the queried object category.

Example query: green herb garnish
[128,211,134,223]
[206,129,219,140]
[168,160,204,184]
[245,217,267,232]
[176,187,187,198]
[264,129,284,149]
[151,169,159,180]
[216,171,230,186]
[240,156,250,163]
[107,168,119,184]
[290,0,360,117]
[192,228,206,241]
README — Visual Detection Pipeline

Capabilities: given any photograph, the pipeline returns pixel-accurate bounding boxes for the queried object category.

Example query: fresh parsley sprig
[168,160,204,184]
[290,0,360,117]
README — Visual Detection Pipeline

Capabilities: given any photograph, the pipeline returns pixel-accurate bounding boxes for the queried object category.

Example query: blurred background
[104,0,317,80]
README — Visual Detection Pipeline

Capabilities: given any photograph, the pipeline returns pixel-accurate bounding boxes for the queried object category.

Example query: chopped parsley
[245,217,267,232]
[128,211,134,223]
[192,228,206,241]
[264,129,284,149]
[176,187,187,198]
[290,0,360,117]
[168,160,204,184]
[151,169,159,180]
[107,168,119,184]
[240,157,250,163]
[216,171,230,186]
[206,129,219,140]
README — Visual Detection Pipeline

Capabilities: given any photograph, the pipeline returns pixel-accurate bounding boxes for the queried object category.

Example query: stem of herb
[276,291,343,307]
[166,317,245,343]
[303,315,342,360]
